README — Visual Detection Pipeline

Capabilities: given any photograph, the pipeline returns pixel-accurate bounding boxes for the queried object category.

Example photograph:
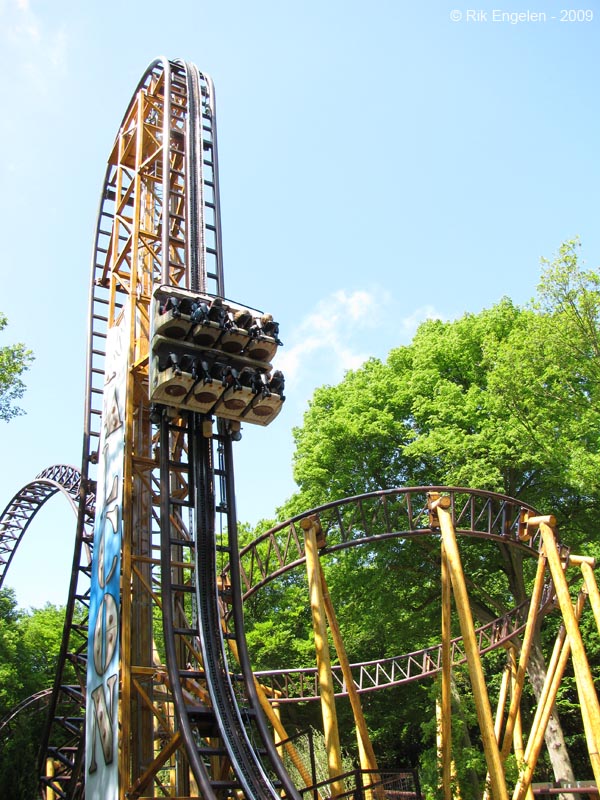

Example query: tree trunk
[498,544,576,786]
[526,637,576,786]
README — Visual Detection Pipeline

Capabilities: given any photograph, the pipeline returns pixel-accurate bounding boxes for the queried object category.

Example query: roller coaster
[0,57,599,800]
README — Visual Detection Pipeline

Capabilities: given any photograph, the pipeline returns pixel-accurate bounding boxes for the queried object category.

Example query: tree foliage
[291,239,600,547]
[0,589,67,800]
[244,240,600,789]
[0,313,34,421]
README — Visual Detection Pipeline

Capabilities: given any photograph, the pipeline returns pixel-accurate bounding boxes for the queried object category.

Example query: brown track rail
[232,487,547,603]
[0,56,583,800]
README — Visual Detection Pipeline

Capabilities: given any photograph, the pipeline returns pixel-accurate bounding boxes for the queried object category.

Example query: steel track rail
[193,421,277,799]
[0,686,83,735]
[34,59,177,798]
[0,57,570,799]
[0,465,94,800]
[223,486,561,703]
[230,486,548,601]
[1,468,559,788]
[159,408,301,798]
[154,59,298,798]
[0,465,82,586]
[219,429,302,800]
[252,599,550,702]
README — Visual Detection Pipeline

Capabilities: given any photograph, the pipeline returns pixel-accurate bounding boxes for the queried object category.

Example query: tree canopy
[0,589,68,800]
[291,240,600,541]
[0,313,34,421]
[243,240,600,791]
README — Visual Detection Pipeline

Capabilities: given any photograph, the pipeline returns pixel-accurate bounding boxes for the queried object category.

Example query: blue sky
[0,0,598,608]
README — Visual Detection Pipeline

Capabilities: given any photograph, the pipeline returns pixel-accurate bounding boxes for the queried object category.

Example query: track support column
[318,559,381,795]
[301,515,346,798]
[430,495,508,800]
[440,543,452,800]
[535,521,600,787]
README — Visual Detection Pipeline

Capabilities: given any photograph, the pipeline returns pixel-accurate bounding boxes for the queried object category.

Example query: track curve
[231,486,546,602]
[0,55,581,800]
[229,486,558,702]
[0,465,87,589]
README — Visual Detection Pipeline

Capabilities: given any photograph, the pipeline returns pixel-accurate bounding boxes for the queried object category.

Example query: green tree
[277,242,600,788]
[0,312,34,421]
[0,590,67,800]
[0,588,26,713]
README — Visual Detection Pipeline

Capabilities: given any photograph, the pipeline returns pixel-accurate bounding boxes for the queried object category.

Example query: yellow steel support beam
[512,590,586,800]
[507,648,531,800]
[301,515,346,798]
[536,522,600,786]
[570,555,600,634]
[433,499,508,800]
[440,544,453,800]
[494,663,511,743]
[318,560,382,796]
[500,552,547,760]
[46,758,56,800]
[126,731,182,800]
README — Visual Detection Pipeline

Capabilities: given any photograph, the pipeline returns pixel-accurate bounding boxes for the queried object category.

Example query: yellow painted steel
[538,523,600,786]
[578,559,600,634]
[317,560,382,798]
[435,503,509,800]
[98,69,198,798]
[46,759,56,800]
[494,664,511,743]
[500,553,547,760]
[440,544,453,800]
[126,732,183,800]
[301,517,346,798]
[512,591,586,800]
[507,647,529,800]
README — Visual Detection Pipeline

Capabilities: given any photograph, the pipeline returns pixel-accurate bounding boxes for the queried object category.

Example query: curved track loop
[0,465,83,587]
[0,57,572,800]
[0,465,556,793]
[0,685,83,732]
[230,486,557,702]
[233,486,545,600]
[254,601,536,703]
[69,56,296,800]
[0,464,95,799]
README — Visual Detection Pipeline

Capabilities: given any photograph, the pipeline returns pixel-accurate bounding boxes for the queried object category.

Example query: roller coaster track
[1,468,556,785]
[0,56,588,800]
[233,486,547,602]
[0,464,90,588]
[226,486,558,701]
[1,57,301,800]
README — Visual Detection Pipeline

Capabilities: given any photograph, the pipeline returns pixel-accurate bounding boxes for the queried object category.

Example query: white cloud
[277,292,446,416]
[278,288,386,388]
[401,304,443,334]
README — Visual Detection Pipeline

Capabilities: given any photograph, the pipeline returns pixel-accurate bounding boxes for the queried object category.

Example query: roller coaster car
[213,367,284,426]
[154,295,193,340]
[246,314,281,362]
[186,376,226,414]
[190,297,226,347]
[218,308,253,354]
[243,389,284,426]
[149,363,195,405]
[149,286,285,425]
[149,349,227,414]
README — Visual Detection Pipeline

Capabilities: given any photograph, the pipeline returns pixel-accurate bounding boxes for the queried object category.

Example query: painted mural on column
[85,306,128,800]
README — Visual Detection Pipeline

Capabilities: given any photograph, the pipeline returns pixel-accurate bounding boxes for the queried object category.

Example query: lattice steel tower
[38,57,295,800]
